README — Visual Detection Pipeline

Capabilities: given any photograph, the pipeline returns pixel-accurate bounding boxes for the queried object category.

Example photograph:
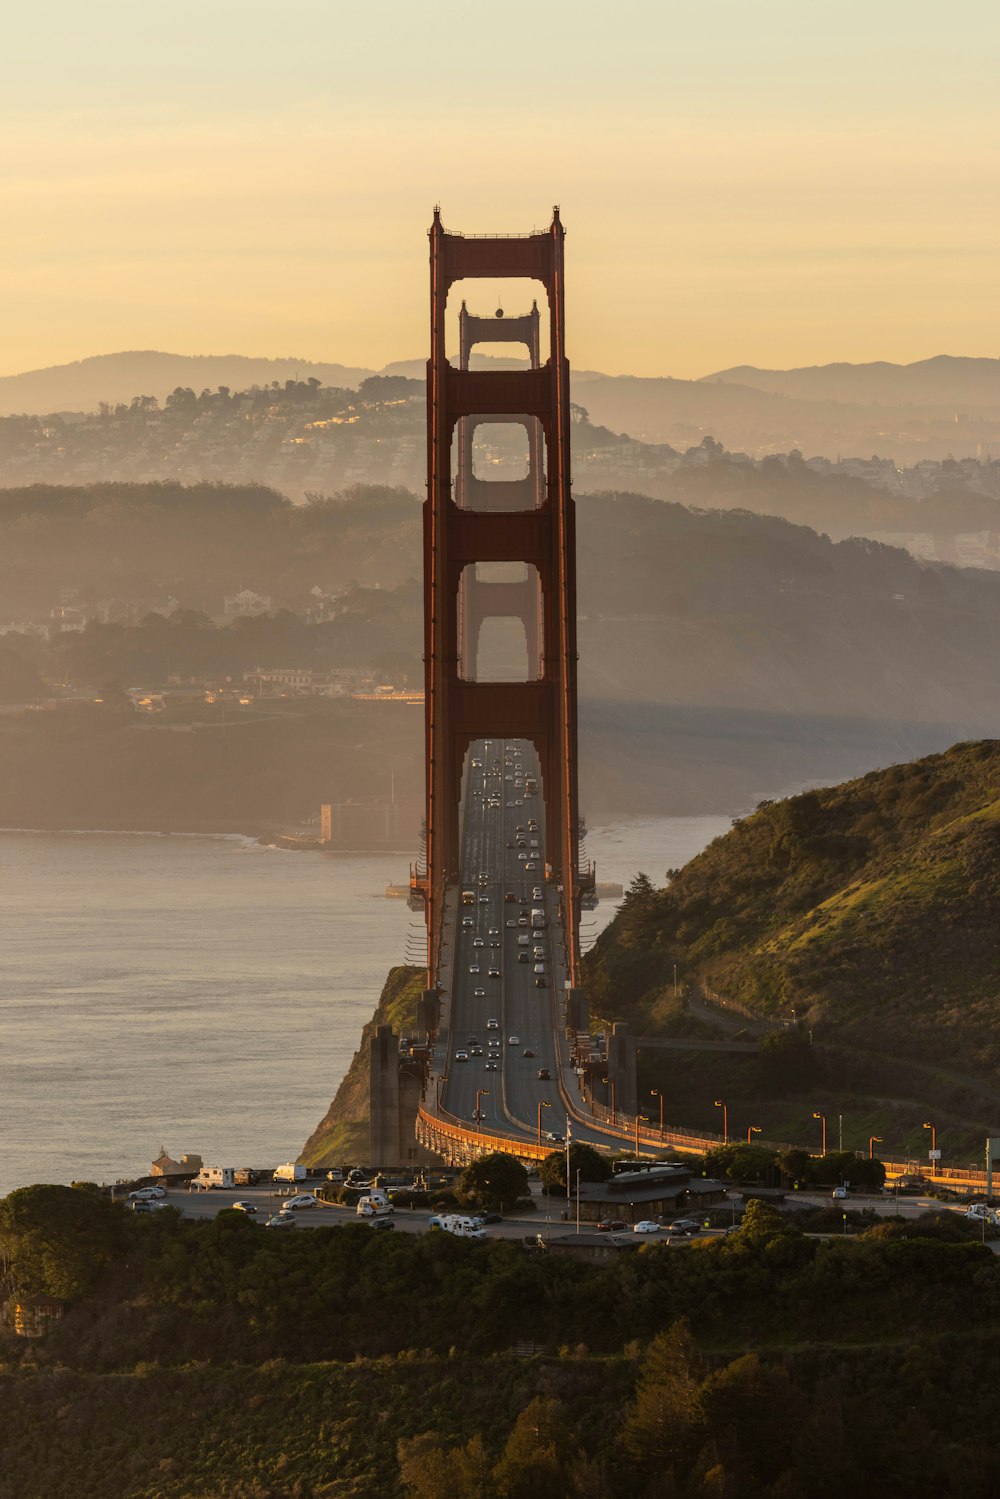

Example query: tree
[460,1152,528,1211]
[493,1397,572,1499]
[622,1320,703,1473]
[538,1143,611,1195]
[0,1184,125,1300]
[733,1198,789,1243]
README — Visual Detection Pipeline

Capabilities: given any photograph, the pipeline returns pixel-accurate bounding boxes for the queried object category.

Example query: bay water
[0,813,729,1195]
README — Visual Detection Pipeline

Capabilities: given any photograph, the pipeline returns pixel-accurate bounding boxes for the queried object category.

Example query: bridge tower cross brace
[422,207,581,991]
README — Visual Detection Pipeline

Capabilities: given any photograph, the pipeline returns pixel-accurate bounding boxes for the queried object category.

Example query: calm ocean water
[0,814,729,1195]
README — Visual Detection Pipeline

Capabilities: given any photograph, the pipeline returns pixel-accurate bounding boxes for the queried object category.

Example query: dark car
[523,1048,536,1058]
[597,1218,627,1232]
[369,1217,396,1231]
[518,952,529,964]
[534,976,547,988]
[537,1068,551,1080]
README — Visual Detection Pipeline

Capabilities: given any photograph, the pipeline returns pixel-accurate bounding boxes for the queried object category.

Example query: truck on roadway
[530,908,546,930]
[192,1166,235,1190]
[274,1162,308,1183]
[428,1214,487,1241]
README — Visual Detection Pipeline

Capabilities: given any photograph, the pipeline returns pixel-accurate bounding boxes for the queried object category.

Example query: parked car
[597,1218,627,1232]
[369,1217,396,1231]
[231,1201,257,1215]
[632,1220,660,1234]
[832,1186,850,1200]
[281,1194,318,1211]
[266,1213,296,1229]
[665,1218,701,1234]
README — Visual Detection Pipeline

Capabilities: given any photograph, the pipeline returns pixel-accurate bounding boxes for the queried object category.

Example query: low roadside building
[568,1165,728,1226]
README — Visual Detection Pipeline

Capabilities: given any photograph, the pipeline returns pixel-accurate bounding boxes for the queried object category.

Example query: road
[432,737,647,1155]
[437,738,570,1146]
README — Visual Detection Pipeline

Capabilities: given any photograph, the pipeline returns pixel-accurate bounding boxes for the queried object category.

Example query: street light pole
[651,1088,664,1141]
[475,1088,490,1125]
[435,1075,448,1112]
[602,1076,616,1126]
[714,1099,728,1145]
[576,1167,581,1235]
[537,1099,551,1145]
[747,1125,762,1145]
[869,1135,882,1160]
[923,1120,938,1172]
[812,1111,827,1156]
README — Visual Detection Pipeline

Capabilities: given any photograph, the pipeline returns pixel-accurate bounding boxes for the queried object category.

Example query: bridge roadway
[435,737,615,1154]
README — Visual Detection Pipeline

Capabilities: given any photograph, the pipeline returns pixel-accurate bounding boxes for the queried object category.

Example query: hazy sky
[3,1,998,378]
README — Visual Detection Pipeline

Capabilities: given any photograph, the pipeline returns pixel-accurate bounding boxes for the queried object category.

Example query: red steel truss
[418,207,582,990]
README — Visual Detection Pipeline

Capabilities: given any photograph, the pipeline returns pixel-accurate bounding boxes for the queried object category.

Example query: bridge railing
[416,1103,552,1164]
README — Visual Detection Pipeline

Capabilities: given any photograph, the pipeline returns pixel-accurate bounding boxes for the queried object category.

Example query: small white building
[224,589,271,617]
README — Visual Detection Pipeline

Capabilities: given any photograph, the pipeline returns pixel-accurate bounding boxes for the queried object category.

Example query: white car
[455,1049,469,1062]
[473,986,486,997]
[832,1186,850,1200]
[508,1034,520,1045]
[281,1193,318,1211]
[487,1018,499,1029]
[266,1213,296,1229]
[632,1221,660,1234]
[525,862,537,872]
[473,937,484,947]
[469,963,480,974]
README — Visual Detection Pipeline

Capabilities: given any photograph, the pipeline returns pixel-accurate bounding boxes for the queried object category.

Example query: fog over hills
[4,350,1000,462]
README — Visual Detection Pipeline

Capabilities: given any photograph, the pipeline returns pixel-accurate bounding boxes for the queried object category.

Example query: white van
[533,962,546,975]
[357,1191,393,1217]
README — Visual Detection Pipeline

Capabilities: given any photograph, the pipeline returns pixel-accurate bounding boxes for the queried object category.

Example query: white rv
[192,1166,235,1190]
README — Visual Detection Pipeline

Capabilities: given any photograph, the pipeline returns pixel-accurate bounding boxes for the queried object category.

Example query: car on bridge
[518,952,529,964]
[488,966,500,978]
[473,937,484,947]
[534,977,547,988]
[508,1035,520,1045]
[469,963,480,974]
[537,1068,551,1080]
[455,1050,469,1062]
[545,1131,565,1144]
[473,987,485,997]
[485,1060,497,1071]
[522,1048,536,1058]
[487,1017,499,1029]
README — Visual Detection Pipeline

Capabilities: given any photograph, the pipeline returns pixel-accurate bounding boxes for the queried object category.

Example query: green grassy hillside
[585,741,1000,1144]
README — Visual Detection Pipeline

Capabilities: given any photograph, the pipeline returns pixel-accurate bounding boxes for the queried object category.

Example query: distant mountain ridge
[0,351,375,415]
[701,355,1000,408]
[3,349,1000,462]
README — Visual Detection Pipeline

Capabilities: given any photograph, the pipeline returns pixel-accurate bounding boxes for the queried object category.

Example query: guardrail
[417,1105,551,1164]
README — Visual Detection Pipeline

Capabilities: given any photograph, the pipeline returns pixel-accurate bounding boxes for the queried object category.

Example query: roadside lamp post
[601,1076,616,1126]
[869,1135,882,1160]
[651,1089,664,1141]
[537,1099,551,1146]
[576,1168,582,1235]
[435,1075,448,1112]
[714,1099,728,1145]
[813,1111,827,1156]
[747,1125,762,1145]
[635,1115,650,1157]
[475,1089,490,1126]
[923,1120,938,1171]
